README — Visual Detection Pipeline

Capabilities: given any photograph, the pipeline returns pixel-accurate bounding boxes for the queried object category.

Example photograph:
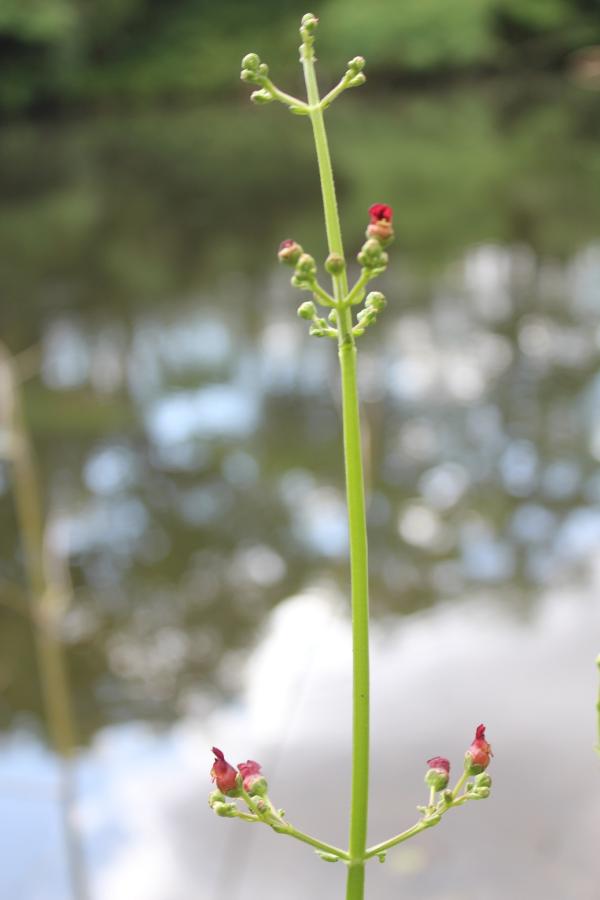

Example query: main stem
[301,42,370,900]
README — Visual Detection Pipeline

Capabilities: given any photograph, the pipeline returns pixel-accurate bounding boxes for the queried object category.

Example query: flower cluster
[422,724,493,815]
[276,204,394,341]
[210,747,268,796]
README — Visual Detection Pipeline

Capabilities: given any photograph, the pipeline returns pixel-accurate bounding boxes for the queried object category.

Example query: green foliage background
[1,0,599,113]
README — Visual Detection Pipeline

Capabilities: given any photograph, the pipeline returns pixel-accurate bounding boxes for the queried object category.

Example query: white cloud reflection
[2,578,598,900]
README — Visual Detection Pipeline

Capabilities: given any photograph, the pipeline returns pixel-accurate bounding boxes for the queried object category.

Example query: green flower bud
[258,63,269,77]
[348,56,365,72]
[325,253,345,275]
[213,801,237,817]
[366,291,386,311]
[425,767,449,792]
[240,69,261,85]
[475,773,492,789]
[298,301,317,320]
[473,786,490,799]
[296,253,317,276]
[301,13,319,35]
[241,53,260,71]
[251,89,274,105]
[357,238,385,268]
[348,73,366,88]
[328,309,338,325]
[208,789,225,807]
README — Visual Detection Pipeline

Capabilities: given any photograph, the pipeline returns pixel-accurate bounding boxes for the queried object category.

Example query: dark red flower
[368,203,393,223]
[466,724,493,772]
[211,747,238,794]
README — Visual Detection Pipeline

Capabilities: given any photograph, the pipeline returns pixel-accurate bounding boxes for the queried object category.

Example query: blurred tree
[0,0,598,113]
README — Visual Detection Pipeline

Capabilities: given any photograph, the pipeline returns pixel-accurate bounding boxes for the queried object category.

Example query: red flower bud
[368,203,393,224]
[465,724,493,774]
[278,239,303,266]
[425,756,450,790]
[367,203,394,244]
[427,756,450,774]
[211,747,239,794]
[238,759,264,793]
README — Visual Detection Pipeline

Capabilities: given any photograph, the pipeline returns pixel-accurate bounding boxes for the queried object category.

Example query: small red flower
[466,724,493,772]
[427,756,450,774]
[368,203,393,223]
[237,759,263,793]
[367,204,394,244]
[211,747,238,794]
[425,755,450,790]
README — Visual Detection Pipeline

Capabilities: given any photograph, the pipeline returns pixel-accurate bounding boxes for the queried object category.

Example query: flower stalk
[212,14,493,898]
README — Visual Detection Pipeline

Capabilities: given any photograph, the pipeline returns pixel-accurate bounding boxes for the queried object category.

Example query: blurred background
[1,1,599,898]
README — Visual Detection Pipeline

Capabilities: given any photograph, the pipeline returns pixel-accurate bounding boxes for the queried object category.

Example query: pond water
[0,81,599,898]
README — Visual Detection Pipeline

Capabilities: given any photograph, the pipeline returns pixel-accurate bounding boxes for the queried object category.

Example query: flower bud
[325,253,345,275]
[258,63,269,77]
[475,772,492,789]
[301,13,319,36]
[357,238,386,269]
[238,760,268,796]
[208,789,225,807]
[425,756,450,791]
[474,786,490,799]
[251,89,274,105]
[241,53,261,71]
[298,301,317,320]
[347,56,365,73]
[366,291,386,311]
[278,239,303,266]
[348,73,366,88]
[296,253,317,276]
[240,69,261,85]
[328,309,338,325]
[357,308,377,326]
[211,747,239,795]
[367,203,394,246]
[464,724,493,775]
[213,801,237,817]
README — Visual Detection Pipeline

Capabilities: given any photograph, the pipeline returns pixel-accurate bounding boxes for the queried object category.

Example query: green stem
[301,36,370,900]
[241,787,349,860]
[276,824,350,861]
[451,769,469,799]
[344,270,371,307]
[320,76,350,110]
[263,78,308,110]
[365,821,428,860]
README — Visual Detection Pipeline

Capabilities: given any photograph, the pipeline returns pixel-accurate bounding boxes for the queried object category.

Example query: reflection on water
[1,583,598,899]
[0,82,599,897]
